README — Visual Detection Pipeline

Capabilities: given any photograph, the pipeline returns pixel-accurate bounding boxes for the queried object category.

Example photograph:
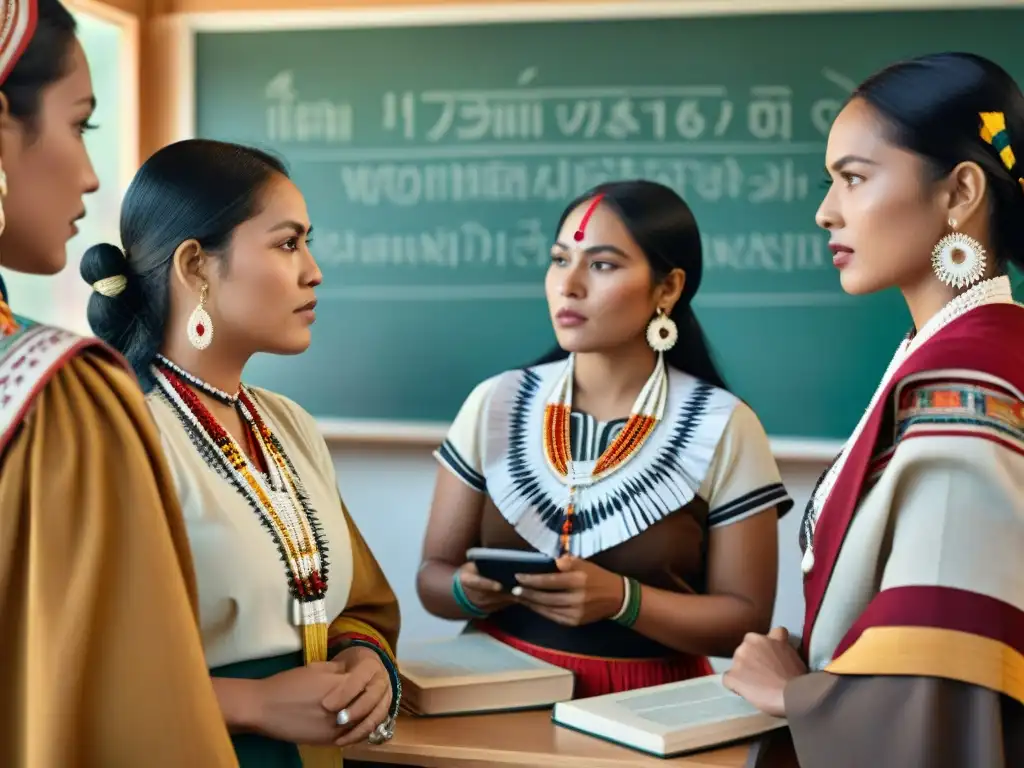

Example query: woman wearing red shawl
[724,52,1024,767]
[0,1,237,765]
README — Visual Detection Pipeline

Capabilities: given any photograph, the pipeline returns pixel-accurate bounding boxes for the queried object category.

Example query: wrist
[451,570,488,618]
[610,576,642,628]
[212,677,264,734]
[333,643,381,670]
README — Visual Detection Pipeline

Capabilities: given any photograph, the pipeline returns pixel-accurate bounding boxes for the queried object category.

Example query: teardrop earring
[187,282,213,350]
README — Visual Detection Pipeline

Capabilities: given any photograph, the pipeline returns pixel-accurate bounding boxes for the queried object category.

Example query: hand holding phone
[465,547,558,592]
[454,560,516,614]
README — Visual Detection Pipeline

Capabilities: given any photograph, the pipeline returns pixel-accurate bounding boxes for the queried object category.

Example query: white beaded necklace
[801,275,1017,574]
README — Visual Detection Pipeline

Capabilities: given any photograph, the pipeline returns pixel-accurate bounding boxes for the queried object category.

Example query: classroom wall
[132,0,830,655]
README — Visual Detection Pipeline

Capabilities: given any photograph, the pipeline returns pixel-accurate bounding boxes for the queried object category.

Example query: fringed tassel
[298,606,341,768]
[303,620,329,665]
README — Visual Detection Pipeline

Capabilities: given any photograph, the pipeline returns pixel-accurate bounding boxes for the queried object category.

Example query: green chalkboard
[192,7,1024,442]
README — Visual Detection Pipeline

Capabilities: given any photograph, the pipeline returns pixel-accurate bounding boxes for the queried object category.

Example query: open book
[397,632,575,716]
[552,673,785,757]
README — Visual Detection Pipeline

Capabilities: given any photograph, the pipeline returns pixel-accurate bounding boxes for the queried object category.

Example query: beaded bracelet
[452,572,489,619]
[611,576,642,628]
[341,639,403,727]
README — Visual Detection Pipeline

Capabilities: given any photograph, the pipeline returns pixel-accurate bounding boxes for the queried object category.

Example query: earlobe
[171,239,207,290]
[657,267,686,308]
[947,161,988,226]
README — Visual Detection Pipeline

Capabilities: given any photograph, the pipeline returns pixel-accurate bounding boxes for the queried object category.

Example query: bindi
[573,193,605,242]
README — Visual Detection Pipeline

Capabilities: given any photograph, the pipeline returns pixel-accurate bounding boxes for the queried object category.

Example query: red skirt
[475,621,714,699]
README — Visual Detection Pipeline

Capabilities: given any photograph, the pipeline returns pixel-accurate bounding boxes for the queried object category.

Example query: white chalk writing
[377,68,853,143]
[264,71,353,143]
[703,232,827,272]
[311,222,826,274]
[337,158,809,206]
[315,219,549,270]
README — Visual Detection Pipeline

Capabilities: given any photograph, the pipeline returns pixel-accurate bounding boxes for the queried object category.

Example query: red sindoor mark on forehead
[573,193,605,242]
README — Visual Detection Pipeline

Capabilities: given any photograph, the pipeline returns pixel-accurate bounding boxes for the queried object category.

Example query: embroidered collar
[482,360,739,558]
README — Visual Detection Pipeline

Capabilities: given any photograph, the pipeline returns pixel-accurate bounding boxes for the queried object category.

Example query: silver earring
[187,283,213,350]
[645,308,678,352]
[931,218,986,290]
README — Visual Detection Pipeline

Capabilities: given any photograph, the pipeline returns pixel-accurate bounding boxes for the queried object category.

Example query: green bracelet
[612,576,642,628]
[452,572,489,619]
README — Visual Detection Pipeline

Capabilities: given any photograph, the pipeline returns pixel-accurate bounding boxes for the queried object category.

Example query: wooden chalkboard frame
[163,0,1017,460]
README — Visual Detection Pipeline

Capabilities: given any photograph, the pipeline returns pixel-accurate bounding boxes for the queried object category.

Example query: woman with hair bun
[724,52,1024,767]
[0,0,237,766]
[82,137,402,768]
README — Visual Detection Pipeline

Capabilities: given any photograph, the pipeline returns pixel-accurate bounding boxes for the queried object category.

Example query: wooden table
[345,709,751,767]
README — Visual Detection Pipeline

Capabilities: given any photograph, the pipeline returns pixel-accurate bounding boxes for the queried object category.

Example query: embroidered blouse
[147,386,400,670]
[436,361,793,658]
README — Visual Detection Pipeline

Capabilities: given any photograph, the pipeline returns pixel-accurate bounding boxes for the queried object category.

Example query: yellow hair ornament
[979,111,1024,193]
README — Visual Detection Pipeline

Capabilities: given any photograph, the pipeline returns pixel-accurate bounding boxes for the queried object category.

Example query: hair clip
[979,111,1024,193]
[92,274,127,298]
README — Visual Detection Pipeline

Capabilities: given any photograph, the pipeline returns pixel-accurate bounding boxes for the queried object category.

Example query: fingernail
[511,586,523,597]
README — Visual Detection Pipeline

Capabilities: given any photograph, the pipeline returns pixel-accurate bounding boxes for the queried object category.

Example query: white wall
[333,444,826,666]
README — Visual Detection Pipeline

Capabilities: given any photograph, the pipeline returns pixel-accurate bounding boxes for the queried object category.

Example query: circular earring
[931,218,987,290]
[646,308,678,352]
[187,283,213,350]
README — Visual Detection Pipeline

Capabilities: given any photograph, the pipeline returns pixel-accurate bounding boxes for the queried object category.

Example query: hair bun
[80,242,129,298]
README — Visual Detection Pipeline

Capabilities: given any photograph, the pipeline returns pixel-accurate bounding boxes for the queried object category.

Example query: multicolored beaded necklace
[152,358,331,665]
[543,351,668,553]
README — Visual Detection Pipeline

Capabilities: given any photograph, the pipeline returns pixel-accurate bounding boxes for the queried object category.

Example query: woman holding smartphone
[417,180,793,698]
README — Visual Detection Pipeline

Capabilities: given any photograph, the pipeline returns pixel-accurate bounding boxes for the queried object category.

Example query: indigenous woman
[418,180,793,698]
[0,1,238,765]
[81,139,401,768]
[724,52,1024,767]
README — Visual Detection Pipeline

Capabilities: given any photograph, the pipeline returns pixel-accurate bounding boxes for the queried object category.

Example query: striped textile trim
[707,482,790,527]
[435,439,486,492]
[895,381,1024,454]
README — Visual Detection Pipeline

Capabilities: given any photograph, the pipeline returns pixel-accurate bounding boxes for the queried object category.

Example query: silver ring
[336,709,350,726]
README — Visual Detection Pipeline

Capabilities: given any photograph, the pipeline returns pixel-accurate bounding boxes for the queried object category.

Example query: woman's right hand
[248,662,354,746]
[457,561,516,613]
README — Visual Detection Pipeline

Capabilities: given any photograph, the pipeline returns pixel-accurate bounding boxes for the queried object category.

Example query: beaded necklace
[801,275,1018,574]
[152,360,331,663]
[155,353,239,406]
[543,351,668,554]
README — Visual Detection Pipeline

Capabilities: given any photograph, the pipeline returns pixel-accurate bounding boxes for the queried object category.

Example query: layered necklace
[152,357,331,664]
[801,275,1017,574]
[543,351,669,554]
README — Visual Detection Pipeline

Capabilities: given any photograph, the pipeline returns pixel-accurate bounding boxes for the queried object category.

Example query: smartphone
[465,547,557,591]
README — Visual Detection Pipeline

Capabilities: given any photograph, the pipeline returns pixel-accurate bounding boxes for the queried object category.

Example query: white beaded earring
[187,282,213,350]
[645,308,678,352]
[931,218,987,290]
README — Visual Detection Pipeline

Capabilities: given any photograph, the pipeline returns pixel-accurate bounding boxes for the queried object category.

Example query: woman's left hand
[511,555,623,627]
[722,627,808,718]
[322,645,393,747]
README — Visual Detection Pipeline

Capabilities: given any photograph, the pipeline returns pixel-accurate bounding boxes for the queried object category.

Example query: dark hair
[534,180,728,391]
[3,0,77,130]
[853,52,1024,271]
[80,139,288,385]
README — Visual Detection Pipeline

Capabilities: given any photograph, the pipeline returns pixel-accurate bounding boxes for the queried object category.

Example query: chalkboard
[190,6,1024,445]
